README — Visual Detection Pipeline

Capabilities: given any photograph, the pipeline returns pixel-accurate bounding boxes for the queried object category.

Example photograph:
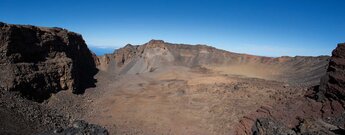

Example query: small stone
[53,127,63,133]
[72,120,87,129]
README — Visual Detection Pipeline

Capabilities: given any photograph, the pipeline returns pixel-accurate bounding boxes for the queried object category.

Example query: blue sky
[1,0,344,56]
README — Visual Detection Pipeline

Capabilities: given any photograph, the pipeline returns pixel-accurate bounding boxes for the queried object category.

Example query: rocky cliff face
[0,22,98,102]
[318,43,345,101]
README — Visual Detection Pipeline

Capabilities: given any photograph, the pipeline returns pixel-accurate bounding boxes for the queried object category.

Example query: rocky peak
[123,44,134,48]
[147,39,165,45]
[145,39,166,49]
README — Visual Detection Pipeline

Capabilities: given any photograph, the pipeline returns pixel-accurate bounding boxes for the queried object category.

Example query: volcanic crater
[0,22,344,135]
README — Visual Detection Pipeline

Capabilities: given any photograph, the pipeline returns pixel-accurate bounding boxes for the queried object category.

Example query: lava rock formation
[0,22,98,102]
[319,43,345,101]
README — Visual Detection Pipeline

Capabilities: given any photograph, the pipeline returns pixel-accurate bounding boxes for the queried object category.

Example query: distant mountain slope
[95,39,329,85]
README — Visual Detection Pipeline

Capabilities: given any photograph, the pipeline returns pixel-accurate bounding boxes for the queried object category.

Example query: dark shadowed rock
[252,118,296,135]
[252,117,342,135]
[0,22,98,102]
[0,88,70,135]
[318,43,345,101]
[38,120,109,135]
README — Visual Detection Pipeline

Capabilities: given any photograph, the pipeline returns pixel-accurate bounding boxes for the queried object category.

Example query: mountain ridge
[95,39,329,85]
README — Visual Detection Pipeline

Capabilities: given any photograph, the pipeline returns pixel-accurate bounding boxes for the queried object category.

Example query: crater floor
[46,65,313,135]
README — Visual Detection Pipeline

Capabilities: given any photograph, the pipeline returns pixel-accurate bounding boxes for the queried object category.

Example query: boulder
[252,118,296,135]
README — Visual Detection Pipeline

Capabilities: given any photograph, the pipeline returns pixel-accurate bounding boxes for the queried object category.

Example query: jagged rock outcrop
[318,43,345,101]
[0,22,98,102]
[317,43,345,130]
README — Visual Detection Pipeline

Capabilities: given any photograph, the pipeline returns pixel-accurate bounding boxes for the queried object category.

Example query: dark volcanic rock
[38,120,109,135]
[314,43,345,129]
[252,118,296,135]
[0,22,102,135]
[252,117,341,135]
[0,22,98,102]
[319,43,345,101]
[0,88,69,135]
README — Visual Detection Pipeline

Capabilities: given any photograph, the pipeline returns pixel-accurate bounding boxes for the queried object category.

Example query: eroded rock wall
[319,43,345,101]
[0,22,97,101]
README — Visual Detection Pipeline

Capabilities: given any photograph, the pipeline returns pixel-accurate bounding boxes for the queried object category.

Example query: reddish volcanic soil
[81,66,314,135]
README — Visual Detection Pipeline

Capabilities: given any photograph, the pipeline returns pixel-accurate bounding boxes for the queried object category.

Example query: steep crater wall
[0,22,98,102]
[96,40,329,84]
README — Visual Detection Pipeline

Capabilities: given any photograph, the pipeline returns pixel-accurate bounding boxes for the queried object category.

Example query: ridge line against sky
[1,0,344,56]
